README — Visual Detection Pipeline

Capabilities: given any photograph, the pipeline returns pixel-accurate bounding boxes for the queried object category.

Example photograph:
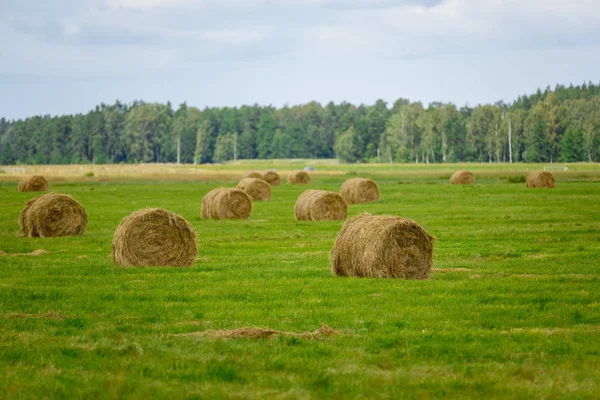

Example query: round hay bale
[287,171,311,184]
[526,171,555,188]
[236,178,271,201]
[18,175,49,192]
[263,170,281,186]
[340,178,380,204]
[112,208,197,267]
[294,189,348,221]
[450,170,475,185]
[201,188,252,220]
[331,213,434,279]
[19,193,87,237]
[244,171,264,179]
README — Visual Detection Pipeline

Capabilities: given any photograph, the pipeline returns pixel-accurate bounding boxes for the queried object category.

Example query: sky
[1,0,600,119]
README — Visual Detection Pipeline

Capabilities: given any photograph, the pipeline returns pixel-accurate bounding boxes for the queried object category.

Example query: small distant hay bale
[450,170,475,185]
[201,188,252,220]
[263,170,281,186]
[19,193,87,238]
[526,171,555,188]
[112,208,197,267]
[244,171,263,179]
[331,213,434,279]
[294,190,348,221]
[287,171,311,184]
[236,178,271,201]
[340,178,380,204]
[18,175,48,192]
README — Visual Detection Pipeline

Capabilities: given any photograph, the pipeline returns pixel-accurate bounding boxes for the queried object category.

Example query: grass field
[1,163,600,399]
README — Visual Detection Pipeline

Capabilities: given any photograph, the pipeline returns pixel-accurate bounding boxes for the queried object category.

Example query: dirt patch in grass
[5,311,70,320]
[9,249,48,256]
[501,326,600,335]
[175,324,339,340]
[513,273,596,280]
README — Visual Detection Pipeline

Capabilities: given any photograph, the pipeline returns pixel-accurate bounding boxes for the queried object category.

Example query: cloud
[301,0,600,59]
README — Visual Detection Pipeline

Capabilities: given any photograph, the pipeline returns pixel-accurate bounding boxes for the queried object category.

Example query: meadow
[1,162,599,399]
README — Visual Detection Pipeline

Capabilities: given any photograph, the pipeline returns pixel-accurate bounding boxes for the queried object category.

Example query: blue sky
[1,0,599,119]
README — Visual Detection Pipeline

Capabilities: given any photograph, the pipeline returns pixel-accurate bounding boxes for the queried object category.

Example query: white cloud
[202,28,273,45]
[63,23,81,35]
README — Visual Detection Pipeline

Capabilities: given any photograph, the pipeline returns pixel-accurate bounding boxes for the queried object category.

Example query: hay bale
[294,189,348,221]
[340,178,380,204]
[450,170,475,184]
[331,213,434,279]
[287,171,311,184]
[18,175,48,192]
[201,188,252,220]
[236,178,271,201]
[19,193,87,237]
[244,171,264,179]
[112,208,197,267]
[263,170,281,186]
[526,171,555,188]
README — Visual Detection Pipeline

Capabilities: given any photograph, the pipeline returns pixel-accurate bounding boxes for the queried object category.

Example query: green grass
[1,166,599,399]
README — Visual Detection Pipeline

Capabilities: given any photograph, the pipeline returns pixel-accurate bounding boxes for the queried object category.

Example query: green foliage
[1,83,599,165]
[559,127,585,162]
[213,133,235,163]
[334,126,361,163]
[506,175,526,183]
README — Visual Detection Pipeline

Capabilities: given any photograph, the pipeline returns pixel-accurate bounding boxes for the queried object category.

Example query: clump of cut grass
[507,175,527,183]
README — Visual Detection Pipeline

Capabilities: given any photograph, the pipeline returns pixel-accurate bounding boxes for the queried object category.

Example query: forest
[0,82,599,165]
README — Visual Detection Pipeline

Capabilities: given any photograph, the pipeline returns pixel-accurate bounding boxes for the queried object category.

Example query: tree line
[1,82,599,165]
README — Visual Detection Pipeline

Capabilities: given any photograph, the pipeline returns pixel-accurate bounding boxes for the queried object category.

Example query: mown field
[1,163,599,399]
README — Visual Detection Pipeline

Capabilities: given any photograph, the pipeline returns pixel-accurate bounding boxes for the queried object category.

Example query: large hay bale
[450,170,475,185]
[340,178,380,204]
[201,188,252,220]
[236,178,271,201]
[263,170,281,186]
[526,171,555,188]
[112,208,197,267]
[294,189,348,221]
[331,213,434,279]
[18,175,48,192]
[244,171,264,179]
[19,193,87,237]
[287,171,311,184]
